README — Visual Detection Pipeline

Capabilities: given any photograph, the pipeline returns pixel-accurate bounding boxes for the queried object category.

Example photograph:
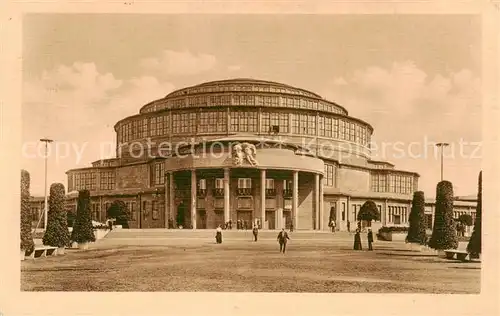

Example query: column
[164,172,169,228]
[383,199,388,226]
[319,176,324,230]
[260,169,266,228]
[191,169,197,229]
[314,173,320,230]
[292,170,299,230]
[224,168,230,223]
[169,172,175,228]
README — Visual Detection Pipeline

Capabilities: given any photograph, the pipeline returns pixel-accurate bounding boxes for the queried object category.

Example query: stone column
[314,173,320,230]
[383,199,388,226]
[319,176,324,230]
[169,172,175,228]
[292,170,299,229]
[260,169,266,229]
[191,169,197,229]
[224,168,230,223]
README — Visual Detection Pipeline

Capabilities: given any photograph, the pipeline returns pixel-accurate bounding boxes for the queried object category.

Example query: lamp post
[40,138,53,230]
[435,142,449,181]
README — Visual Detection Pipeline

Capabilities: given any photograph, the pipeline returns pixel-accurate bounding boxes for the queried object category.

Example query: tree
[357,200,380,226]
[42,183,71,248]
[70,190,96,243]
[107,200,129,228]
[467,171,482,256]
[406,191,427,244]
[20,170,34,254]
[458,214,473,227]
[428,181,458,250]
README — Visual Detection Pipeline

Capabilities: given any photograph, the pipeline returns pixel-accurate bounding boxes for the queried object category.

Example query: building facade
[28,79,476,231]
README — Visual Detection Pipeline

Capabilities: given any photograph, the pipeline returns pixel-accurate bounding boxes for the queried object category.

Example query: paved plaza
[21,230,480,293]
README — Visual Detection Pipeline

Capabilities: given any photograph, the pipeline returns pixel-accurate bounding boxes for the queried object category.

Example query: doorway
[266,211,276,230]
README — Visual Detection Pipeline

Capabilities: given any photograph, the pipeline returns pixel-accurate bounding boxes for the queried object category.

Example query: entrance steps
[106,229,351,240]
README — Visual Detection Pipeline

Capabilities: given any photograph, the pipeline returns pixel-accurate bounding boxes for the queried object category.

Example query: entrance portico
[163,138,325,230]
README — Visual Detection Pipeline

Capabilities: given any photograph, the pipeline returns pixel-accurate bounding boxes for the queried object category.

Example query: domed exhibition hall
[29,79,476,231]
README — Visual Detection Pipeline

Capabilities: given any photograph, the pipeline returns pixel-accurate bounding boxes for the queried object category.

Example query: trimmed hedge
[20,170,35,254]
[467,171,482,255]
[378,226,409,234]
[406,191,427,244]
[428,181,458,250]
[70,190,96,243]
[42,183,71,248]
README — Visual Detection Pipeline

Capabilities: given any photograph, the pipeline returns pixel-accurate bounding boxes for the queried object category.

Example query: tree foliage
[357,200,380,223]
[70,190,96,243]
[458,214,473,227]
[406,191,427,244]
[20,170,35,253]
[428,181,458,250]
[42,183,71,247]
[107,200,129,228]
[467,171,482,255]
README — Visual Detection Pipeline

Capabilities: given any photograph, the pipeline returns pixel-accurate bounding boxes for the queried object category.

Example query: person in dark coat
[353,229,362,250]
[367,228,374,250]
[215,225,223,244]
[347,220,350,232]
[277,228,290,253]
[252,225,259,242]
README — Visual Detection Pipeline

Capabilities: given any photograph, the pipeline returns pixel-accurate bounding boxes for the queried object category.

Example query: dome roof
[164,78,323,99]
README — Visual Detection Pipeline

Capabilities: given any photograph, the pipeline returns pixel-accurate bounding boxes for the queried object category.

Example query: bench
[444,250,469,262]
[26,246,58,259]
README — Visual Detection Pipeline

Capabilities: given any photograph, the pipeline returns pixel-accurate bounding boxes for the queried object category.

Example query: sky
[22,14,482,198]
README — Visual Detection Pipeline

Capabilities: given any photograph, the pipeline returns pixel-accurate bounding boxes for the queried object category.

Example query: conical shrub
[20,170,34,254]
[428,181,458,250]
[406,191,427,244]
[70,190,95,243]
[42,183,70,247]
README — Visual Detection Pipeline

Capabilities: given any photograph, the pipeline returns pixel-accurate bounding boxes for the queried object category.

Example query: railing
[283,189,293,197]
[197,189,207,197]
[214,188,225,197]
[237,188,252,196]
[265,188,277,196]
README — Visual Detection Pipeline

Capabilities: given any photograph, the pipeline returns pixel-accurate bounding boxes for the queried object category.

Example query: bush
[20,170,34,254]
[70,190,96,243]
[428,181,458,250]
[107,200,129,228]
[42,183,71,248]
[357,200,380,224]
[406,191,427,244]
[467,171,482,255]
[378,226,409,234]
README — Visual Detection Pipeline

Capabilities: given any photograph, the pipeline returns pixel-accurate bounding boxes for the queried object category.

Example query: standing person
[367,228,374,251]
[252,225,259,242]
[107,218,113,231]
[347,220,351,233]
[331,219,336,233]
[277,228,290,253]
[215,225,223,244]
[353,229,362,250]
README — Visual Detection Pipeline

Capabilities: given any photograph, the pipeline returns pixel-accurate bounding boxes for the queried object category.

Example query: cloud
[227,65,242,72]
[22,62,175,195]
[140,50,217,76]
[322,61,481,196]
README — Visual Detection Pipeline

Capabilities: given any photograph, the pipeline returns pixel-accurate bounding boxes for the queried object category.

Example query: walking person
[353,229,362,250]
[252,225,259,242]
[367,228,374,251]
[215,225,223,244]
[347,220,350,233]
[277,228,290,253]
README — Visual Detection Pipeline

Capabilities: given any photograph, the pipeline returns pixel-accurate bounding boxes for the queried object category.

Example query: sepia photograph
[16,12,487,296]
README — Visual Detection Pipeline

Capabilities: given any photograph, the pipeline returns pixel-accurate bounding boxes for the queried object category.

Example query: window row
[118,111,371,146]
[141,93,346,114]
[69,171,116,191]
[388,206,408,224]
[324,164,336,187]
[194,178,289,190]
[371,173,415,194]
[167,84,320,100]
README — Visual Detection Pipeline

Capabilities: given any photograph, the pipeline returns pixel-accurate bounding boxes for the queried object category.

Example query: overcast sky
[22,14,481,198]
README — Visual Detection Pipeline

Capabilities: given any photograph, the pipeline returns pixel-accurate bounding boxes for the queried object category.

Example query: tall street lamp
[435,142,449,181]
[40,138,53,229]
